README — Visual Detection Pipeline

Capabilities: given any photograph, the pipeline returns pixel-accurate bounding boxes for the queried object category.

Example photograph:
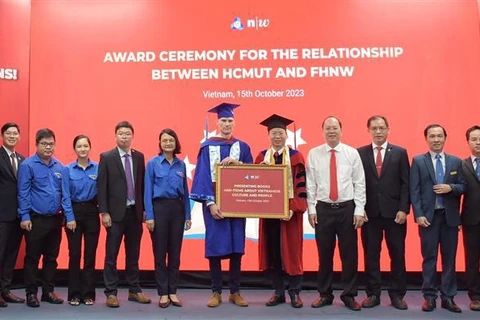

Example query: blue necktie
[435,154,444,208]
[475,158,480,179]
[124,154,135,201]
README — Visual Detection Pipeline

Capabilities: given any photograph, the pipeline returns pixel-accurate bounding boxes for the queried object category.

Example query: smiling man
[410,124,465,313]
[306,116,366,311]
[18,128,66,307]
[190,103,253,308]
[255,114,307,308]
[0,123,25,307]
[357,116,410,310]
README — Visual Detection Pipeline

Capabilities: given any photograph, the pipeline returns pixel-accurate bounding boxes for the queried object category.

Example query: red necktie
[375,146,382,176]
[329,149,338,202]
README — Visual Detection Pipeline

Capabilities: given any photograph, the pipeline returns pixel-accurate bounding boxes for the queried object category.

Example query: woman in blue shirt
[144,128,192,308]
[61,135,100,306]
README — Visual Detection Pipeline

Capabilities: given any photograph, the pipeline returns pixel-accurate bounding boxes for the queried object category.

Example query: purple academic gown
[190,137,253,258]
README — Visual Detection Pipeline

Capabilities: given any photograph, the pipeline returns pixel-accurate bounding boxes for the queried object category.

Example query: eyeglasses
[39,142,55,147]
[117,132,132,137]
[3,132,19,137]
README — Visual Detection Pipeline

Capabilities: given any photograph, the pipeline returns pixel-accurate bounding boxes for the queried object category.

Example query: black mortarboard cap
[260,114,294,131]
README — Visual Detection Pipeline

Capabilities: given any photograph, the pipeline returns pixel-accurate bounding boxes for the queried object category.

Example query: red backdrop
[0,0,30,156]
[2,0,480,272]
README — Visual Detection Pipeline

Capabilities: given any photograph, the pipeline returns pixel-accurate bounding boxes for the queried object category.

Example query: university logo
[231,17,244,30]
[231,16,270,31]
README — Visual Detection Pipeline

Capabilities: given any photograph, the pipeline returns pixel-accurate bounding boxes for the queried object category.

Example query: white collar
[372,141,388,150]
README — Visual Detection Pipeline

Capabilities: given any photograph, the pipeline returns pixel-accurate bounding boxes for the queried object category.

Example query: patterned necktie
[329,149,338,202]
[10,153,17,177]
[475,158,480,178]
[375,146,382,176]
[435,154,444,207]
[124,154,135,201]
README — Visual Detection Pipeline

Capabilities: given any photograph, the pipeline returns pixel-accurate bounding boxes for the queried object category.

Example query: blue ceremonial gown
[190,137,253,258]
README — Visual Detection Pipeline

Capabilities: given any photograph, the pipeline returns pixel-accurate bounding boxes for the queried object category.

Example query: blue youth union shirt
[17,153,64,222]
[144,154,191,221]
[61,160,99,222]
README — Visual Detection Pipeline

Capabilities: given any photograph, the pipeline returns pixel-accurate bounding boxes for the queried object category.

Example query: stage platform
[0,288,473,319]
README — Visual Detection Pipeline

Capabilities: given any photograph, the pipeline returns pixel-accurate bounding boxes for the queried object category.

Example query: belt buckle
[330,203,340,209]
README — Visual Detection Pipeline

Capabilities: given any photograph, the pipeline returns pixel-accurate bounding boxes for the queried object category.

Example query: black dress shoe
[41,292,64,304]
[2,291,25,303]
[422,298,436,312]
[266,294,285,306]
[0,296,7,308]
[390,297,408,310]
[311,296,333,308]
[26,294,40,308]
[362,296,380,308]
[289,293,303,308]
[441,298,462,313]
[341,296,361,311]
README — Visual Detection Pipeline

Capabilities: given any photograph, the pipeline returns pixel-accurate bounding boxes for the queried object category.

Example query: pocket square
[450,171,457,175]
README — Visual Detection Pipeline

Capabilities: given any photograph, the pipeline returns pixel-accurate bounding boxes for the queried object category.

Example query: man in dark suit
[98,121,151,308]
[460,125,480,311]
[0,123,25,307]
[358,116,410,310]
[410,124,465,313]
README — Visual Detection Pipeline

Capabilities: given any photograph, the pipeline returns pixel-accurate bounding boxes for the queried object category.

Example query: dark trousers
[209,253,242,294]
[149,199,185,296]
[419,211,458,299]
[361,217,407,299]
[0,220,23,293]
[463,221,480,301]
[65,201,100,301]
[264,219,302,295]
[24,214,63,295]
[314,201,357,299]
[103,207,143,296]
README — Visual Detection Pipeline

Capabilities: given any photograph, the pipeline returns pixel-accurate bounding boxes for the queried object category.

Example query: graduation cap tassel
[293,122,297,150]
[205,116,209,140]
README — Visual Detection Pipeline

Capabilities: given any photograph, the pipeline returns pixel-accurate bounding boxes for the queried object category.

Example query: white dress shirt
[372,141,388,162]
[306,142,366,216]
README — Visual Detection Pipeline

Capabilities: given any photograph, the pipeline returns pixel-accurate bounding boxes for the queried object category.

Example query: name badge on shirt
[54,172,62,179]
[450,171,457,176]
[177,172,185,178]
[89,174,97,180]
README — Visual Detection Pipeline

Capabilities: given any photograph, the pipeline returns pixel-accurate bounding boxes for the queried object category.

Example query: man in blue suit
[410,124,465,313]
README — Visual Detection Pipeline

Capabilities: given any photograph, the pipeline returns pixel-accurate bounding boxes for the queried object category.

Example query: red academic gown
[255,148,307,276]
